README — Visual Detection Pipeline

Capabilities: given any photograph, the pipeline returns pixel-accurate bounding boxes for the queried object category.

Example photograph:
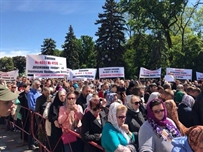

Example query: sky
[0,0,199,58]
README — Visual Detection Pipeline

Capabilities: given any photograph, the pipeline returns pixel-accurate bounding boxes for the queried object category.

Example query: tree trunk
[164,30,172,48]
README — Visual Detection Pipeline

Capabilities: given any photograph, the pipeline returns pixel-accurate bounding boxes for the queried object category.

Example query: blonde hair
[164,89,174,98]
[116,105,127,114]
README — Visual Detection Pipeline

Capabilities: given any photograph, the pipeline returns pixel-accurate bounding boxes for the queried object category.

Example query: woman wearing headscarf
[178,94,200,127]
[101,102,136,152]
[81,94,107,152]
[48,89,66,152]
[125,95,145,150]
[138,98,181,152]
[147,92,160,104]
[58,92,83,152]
[172,125,203,152]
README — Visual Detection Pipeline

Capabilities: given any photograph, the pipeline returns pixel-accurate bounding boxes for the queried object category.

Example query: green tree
[53,49,62,57]
[123,32,169,78]
[172,1,200,52]
[12,56,26,74]
[62,25,79,69]
[0,57,14,72]
[95,0,126,67]
[193,5,203,37]
[41,38,56,55]
[120,0,188,48]
[78,35,96,68]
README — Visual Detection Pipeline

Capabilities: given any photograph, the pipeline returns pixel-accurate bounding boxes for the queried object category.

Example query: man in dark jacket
[144,83,157,103]
[35,87,50,124]
[18,84,30,142]
[76,85,91,111]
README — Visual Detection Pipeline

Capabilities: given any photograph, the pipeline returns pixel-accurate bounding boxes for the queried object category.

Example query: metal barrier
[9,105,105,152]
[68,129,104,151]
[9,106,32,146]
[31,112,53,152]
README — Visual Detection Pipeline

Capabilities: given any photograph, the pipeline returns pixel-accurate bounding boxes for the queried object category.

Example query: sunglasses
[67,97,76,100]
[117,116,126,119]
[132,101,141,105]
[92,107,102,111]
[153,109,165,114]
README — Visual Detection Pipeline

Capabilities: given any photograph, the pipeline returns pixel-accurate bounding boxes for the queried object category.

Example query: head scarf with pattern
[147,98,169,126]
[108,102,130,143]
[147,98,181,139]
[186,126,203,152]
[180,94,195,108]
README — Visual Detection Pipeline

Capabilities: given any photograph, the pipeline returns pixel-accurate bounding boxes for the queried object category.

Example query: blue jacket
[101,122,135,152]
[27,88,41,111]
[171,136,193,152]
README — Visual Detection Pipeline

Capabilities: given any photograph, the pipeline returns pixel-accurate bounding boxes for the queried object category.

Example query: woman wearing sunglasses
[58,92,84,152]
[138,98,181,152]
[102,102,136,152]
[81,94,107,152]
[125,95,145,150]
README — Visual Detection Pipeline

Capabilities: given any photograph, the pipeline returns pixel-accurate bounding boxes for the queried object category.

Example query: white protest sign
[69,68,97,80]
[139,67,161,78]
[66,68,72,80]
[26,55,67,78]
[196,72,203,80]
[166,68,192,80]
[99,67,125,78]
[0,70,19,81]
[164,75,175,82]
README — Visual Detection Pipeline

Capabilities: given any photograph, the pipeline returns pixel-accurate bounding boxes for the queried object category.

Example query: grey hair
[32,80,40,87]
[58,88,66,95]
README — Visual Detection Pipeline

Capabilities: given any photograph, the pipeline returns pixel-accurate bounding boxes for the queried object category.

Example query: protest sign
[139,67,161,78]
[166,68,192,80]
[164,75,175,82]
[26,55,67,78]
[66,68,72,80]
[69,68,97,80]
[99,67,124,78]
[196,72,203,80]
[0,70,19,81]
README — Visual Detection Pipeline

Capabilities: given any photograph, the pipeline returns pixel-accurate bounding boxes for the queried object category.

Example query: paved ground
[0,124,35,152]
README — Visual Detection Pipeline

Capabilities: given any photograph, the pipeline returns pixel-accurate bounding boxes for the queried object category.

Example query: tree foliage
[78,35,96,68]
[12,56,26,73]
[62,25,79,69]
[41,38,56,55]
[120,0,188,48]
[0,57,14,72]
[95,0,126,67]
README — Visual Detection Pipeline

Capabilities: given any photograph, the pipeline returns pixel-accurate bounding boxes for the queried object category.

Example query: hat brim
[0,91,18,101]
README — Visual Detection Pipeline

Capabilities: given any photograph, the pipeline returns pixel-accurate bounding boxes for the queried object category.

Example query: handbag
[61,130,77,144]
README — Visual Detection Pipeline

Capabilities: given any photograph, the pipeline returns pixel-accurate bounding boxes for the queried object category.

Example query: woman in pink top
[58,92,83,152]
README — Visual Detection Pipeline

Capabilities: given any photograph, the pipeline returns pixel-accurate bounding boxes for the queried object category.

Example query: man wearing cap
[0,85,18,117]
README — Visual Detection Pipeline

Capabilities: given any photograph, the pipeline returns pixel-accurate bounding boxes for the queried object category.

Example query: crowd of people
[0,77,203,152]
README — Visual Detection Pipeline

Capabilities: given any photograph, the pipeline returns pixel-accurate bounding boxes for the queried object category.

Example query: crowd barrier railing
[9,105,105,152]
[9,105,32,146]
